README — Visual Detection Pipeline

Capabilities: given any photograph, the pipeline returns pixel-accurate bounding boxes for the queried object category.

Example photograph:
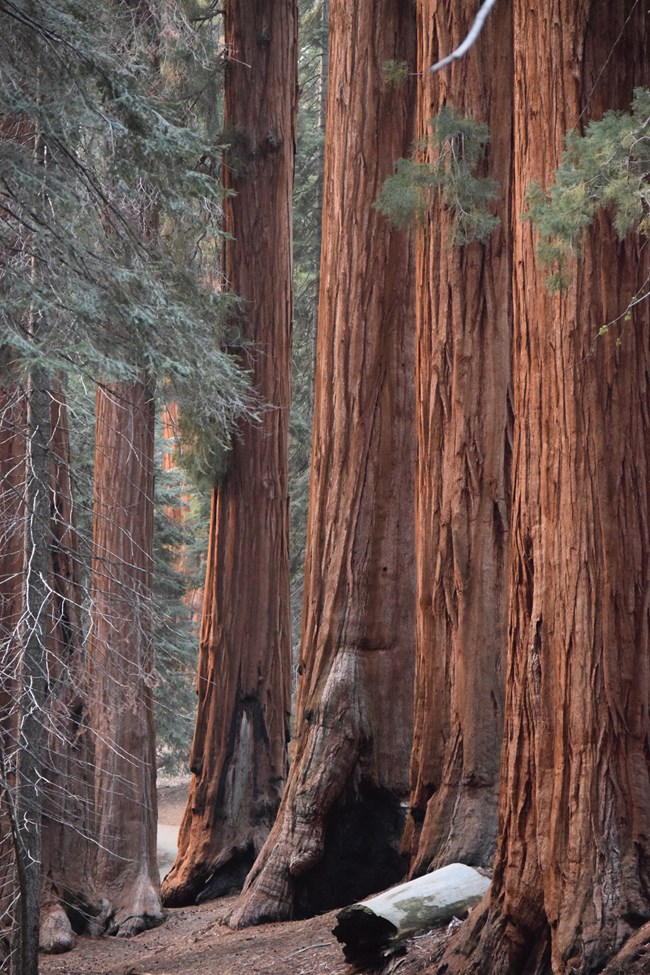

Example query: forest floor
[40,779,451,975]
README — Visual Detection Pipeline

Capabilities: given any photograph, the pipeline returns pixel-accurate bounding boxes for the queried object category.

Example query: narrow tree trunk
[161,401,183,527]
[12,366,51,975]
[0,114,92,958]
[89,379,162,936]
[403,0,512,875]
[228,0,416,927]
[160,400,202,624]
[444,4,650,974]
[0,387,26,964]
[160,0,297,908]
[318,0,329,133]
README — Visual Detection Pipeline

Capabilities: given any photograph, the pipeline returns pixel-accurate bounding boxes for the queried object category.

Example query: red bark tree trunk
[403,0,512,876]
[89,379,162,936]
[40,391,96,952]
[161,0,296,907]
[228,0,417,927]
[444,4,650,973]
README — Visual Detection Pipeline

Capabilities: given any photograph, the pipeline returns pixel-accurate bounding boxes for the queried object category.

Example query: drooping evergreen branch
[526,86,650,293]
[375,105,499,245]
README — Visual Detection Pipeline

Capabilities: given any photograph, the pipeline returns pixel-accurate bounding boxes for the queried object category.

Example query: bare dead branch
[430,0,498,74]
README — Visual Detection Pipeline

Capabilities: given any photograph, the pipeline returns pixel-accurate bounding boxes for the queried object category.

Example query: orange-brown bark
[161,401,183,526]
[89,380,162,936]
[228,0,416,927]
[160,401,202,624]
[403,0,512,875]
[161,0,296,907]
[443,4,650,974]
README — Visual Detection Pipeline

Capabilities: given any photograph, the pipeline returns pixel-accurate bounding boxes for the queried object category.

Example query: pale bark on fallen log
[333,863,490,962]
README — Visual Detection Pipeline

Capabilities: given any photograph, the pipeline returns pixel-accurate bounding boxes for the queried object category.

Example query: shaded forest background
[2,2,650,975]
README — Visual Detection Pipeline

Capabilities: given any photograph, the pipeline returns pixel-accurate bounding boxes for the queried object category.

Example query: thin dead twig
[289,941,333,956]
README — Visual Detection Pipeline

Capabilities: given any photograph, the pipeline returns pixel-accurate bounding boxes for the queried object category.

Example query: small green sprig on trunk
[375,105,499,244]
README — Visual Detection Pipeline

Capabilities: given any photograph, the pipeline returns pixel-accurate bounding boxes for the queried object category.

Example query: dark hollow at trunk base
[293,784,408,919]
[195,848,257,904]
[162,847,257,908]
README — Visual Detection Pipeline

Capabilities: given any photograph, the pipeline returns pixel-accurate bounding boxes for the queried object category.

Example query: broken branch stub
[332,863,490,962]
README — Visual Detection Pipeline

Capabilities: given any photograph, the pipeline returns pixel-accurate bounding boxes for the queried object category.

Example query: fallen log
[332,862,490,962]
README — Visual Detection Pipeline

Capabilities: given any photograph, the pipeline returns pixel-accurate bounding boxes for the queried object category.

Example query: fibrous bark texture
[442,4,650,974]
[228,0,416,928]
[403,0,512,876]
[89,380,162,936]
[161,0,296,908]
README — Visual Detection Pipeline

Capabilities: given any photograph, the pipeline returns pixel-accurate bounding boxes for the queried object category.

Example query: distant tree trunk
[160,0,296,908]
[444,3,650,974]
[228,0,416,928]
[402,0,512,876]
[161,401,183,526]
[160,400,202,625]
[89,379,162,936]
[318,0,329,132]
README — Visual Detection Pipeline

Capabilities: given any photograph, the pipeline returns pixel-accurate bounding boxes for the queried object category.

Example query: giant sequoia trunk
[228,0,416,928]
[40,391,95,952]
[443,4,650,974]
[160,0,296,908]
[89,380,162,936]
[403,0,512,876]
